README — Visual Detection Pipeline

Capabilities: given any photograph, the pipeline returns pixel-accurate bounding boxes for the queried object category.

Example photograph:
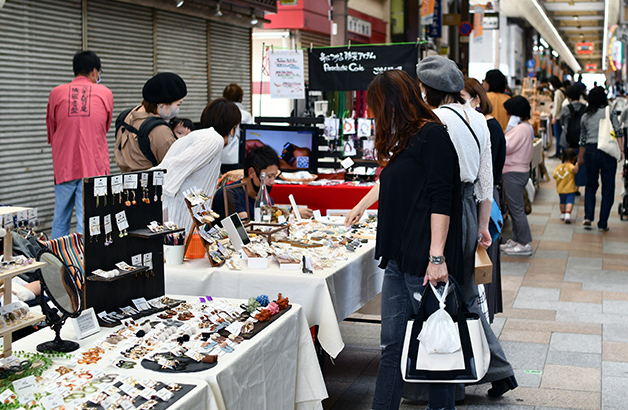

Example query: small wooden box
[474,245,493,285]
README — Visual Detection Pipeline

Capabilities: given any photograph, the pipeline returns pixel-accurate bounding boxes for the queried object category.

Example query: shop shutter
[0,0,82,229]
[209,22,252,111]
[86,0,155,174]
[155,10,209,123]
[298,31,331,82]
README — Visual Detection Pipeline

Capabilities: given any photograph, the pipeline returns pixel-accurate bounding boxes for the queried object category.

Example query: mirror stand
[36,297,79,353]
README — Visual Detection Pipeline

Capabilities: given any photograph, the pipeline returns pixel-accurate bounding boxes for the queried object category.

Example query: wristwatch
[428,255,446,265]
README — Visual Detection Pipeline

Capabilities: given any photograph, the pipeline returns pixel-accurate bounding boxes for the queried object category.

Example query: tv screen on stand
[239,124,319,174]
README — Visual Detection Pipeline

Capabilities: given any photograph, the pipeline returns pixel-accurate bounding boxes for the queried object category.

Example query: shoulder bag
[597,106,621,161]
[401,276,490,383]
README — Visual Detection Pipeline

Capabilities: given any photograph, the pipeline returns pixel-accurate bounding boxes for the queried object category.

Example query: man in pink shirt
[47,51,113,238]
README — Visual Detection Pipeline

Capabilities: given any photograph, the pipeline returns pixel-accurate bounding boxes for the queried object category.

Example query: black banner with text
[308,43,419,91]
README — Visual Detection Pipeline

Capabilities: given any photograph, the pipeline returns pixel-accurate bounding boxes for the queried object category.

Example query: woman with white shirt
[157,98,241,234]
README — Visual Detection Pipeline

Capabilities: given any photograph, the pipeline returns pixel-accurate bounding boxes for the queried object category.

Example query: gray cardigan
[580,107,623,146]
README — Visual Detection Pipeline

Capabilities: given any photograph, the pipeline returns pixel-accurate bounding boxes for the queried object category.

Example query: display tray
[86,266,150,282]
[128,227,185,239]
[96,300,183,328]
[220,305,292,340]
[85,381,196,409]
[141,355,218,374]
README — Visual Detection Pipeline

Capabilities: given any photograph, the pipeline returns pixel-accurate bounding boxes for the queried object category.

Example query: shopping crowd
[45,50,626,410]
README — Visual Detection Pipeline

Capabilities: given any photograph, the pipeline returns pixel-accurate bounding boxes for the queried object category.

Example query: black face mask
[251,174,273,194]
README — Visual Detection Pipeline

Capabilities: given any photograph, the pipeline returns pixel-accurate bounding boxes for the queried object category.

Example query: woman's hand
[478,228,492,249]
[344,205,365,227]
[423,262,449,287]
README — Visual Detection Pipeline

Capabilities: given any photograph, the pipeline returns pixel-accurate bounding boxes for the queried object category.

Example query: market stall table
[9,298,326,410]
[271,182,378,215]
[166,240,383,358]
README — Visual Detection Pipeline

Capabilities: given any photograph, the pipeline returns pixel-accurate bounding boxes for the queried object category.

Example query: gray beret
[416,55,464,93]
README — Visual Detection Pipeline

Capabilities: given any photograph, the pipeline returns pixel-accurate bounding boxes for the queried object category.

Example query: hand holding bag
[597,106,621,161]
[401,276,490,383]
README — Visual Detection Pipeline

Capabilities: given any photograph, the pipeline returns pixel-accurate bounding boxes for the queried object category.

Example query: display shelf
[0,314,45,339]
[85,266,150,282]
[128,227,185,239]
[0,261,46,281]
[0,206,30,216]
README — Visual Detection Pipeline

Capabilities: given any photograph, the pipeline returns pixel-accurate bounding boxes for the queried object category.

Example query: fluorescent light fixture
[530,0,582,72]
[540,37,550,48]
[552,50,560,57]
[573,15,579,20]
[215,2,223,17]
[175,0,184,7]
[250,9,258,25]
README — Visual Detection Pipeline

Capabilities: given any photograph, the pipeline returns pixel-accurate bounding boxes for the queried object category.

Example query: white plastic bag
[418,282,461,354]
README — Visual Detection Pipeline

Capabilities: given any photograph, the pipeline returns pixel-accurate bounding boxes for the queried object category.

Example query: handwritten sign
[308,43,419,91]
[269,50,305,99]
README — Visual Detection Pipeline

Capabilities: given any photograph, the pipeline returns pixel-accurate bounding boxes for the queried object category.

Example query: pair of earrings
[104,233,113,246]
[124,190,137,206]
[118,229,128,238]
[142,187,151,203]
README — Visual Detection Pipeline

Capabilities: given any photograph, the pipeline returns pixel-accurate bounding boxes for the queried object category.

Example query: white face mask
[505,115,521,133]
[159,104,179,121]
[421,91,428,102]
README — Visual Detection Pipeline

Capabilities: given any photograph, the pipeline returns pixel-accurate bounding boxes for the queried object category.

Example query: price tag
[12,375,37,396]
[143,253,153,270]
[115,211,129,231]
[141,173,149,188]
[131,254,142,267]
[155,388,174,402]
[153,171,164,186]
[123,174,138,189]
[225,321,243,336]
[132,297,150,311]
[103,214,112,234]
[111,175,123,194]
[16,210,27,224]
[40,393,65,410]
[70,307,100,339]
[94,177,108,197]
[139,387,157,400]
[89,216,101,236]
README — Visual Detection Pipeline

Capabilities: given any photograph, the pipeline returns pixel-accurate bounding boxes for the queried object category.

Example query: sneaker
[500,239,517,251]
[565,214,571,224]
[598,226,610,232]
[583,220,592,230]
[504,243,532,256]
[560,213,566,220]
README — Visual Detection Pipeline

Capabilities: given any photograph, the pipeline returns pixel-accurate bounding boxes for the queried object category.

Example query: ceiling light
[175,0,184,7]
[552,50,560,57]
[540,37,550,48]
[250,10,258,25]
[573,15,579,20]
[215,2,223,17]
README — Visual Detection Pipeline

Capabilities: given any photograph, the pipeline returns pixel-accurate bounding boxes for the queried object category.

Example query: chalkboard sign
[308,43,419,91]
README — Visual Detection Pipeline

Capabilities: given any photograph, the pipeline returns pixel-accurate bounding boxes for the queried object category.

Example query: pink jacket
[47,76,114,184]
[503,122,533,174]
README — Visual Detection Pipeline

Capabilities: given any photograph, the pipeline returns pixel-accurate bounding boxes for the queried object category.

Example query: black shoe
[575,191,581,196]
[487,376,518,398]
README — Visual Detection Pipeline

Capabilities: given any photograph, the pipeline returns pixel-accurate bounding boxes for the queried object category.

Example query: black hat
[416,55,464,93]
[503,95,531,119]
[142,72,187,104]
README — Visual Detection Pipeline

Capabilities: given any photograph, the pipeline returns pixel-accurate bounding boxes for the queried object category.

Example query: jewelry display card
[94,177,108,197]
[123,174,138,190]
[103,214,113,234]
[111,175,123,194]
[115,211,129,231]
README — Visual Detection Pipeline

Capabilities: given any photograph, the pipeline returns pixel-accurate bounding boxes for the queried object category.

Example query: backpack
[115,108,174,166]
[565,104,586,148]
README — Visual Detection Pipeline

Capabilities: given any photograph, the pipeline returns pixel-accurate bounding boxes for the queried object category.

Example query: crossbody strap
[441,105,481,154]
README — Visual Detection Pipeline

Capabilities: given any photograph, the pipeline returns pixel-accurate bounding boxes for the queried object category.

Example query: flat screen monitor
[239,124,318,173]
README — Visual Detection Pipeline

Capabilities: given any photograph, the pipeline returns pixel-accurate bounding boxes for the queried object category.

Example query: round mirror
[38,252,82,316]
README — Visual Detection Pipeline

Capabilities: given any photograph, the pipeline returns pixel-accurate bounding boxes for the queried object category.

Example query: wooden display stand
[82,170,183,314]
[0,207,46,357]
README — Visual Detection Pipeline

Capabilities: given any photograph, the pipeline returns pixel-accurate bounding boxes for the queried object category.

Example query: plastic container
[184,233,206,259]
[164,245,185,265]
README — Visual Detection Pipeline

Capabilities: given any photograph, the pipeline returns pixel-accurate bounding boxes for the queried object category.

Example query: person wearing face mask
[114,72,187,172]
[220,83,254,174]
[157,98,241,234]
[211,145,314,222]
[483,69,511,132]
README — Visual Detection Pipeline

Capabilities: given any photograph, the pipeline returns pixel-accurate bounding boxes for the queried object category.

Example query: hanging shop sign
[308,43,419,91]
[269,50,306,99]
[459,21,473,36]
[428,0,442,38]
[586,63,597,72]
[473,6,484,41]
[443,14,461,26]
[348,16,372,38]
[576,42,594,54]
[421,0,437,25]
[483,13,499,30]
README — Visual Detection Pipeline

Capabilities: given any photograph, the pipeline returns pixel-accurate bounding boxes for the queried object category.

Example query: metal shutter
[209,22,251,111]
[86,0,154,174]
[0,0,82,229]
[155,10,209,123]
[298,31,331,82]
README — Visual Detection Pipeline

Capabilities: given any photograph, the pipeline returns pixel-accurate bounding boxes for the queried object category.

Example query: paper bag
[474,245,493,285]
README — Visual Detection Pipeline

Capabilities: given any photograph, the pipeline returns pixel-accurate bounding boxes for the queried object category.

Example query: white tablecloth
[165,241,384,358]
[13,299,327,410]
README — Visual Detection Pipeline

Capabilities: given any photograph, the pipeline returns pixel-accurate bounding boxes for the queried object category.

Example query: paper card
[118,382,135,395]
[132,297,151,311]
[313,210,322,221]
[141,173,149,188]
[111,175,123,194]
[94,177,108,197]
[40,393,65,410]
[184,349,204,362]
[89,216,101,236]
[16,210,27,224]
[70,307,100,339]
[101,214,112,235]
[324,117,339,140]
[12,375,37,397]
[118,398,135,410]
[155,388,174,402]
[357,118,372,137]
[123,174,138,189]
[153,171,164,186]
[101,396,117,409]
[27,208,37,220]
[225,321,243,336]
[115,211,129,231]
[340,157,355,169]
[0,388,17,404]
[139,387,157,400]
[342,118,356,135]
[18,392,37,406]
[131,254,142,267]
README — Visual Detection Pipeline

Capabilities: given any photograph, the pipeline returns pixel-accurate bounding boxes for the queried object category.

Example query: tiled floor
[322,155,628,410]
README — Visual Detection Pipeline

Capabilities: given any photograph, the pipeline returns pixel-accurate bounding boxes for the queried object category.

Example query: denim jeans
[584,144,617,229]
[372,260,455,410]
[52,179,83,238]
[553,120,562,156]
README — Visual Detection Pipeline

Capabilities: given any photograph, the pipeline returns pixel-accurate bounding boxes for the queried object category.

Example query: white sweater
[434,103,494,202]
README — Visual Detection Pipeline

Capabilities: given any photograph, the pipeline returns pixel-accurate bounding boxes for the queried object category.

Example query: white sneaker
[560,213,566,220]
[500,239,517,251]
[564,214,571,224]
[504,243,533,256]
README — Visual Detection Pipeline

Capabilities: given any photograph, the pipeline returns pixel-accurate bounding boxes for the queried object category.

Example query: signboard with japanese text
[308,43,419,91]
[577,42,594,54]
[428,0,442,38]
[269,50,305,99]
